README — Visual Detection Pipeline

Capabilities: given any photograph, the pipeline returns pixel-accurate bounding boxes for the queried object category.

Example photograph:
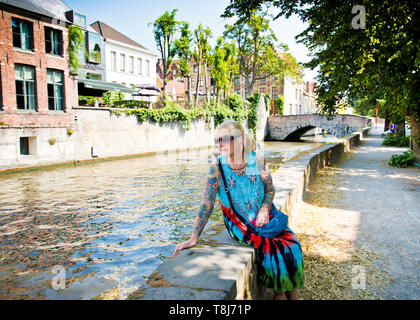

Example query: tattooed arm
[174,163,220,253]
[255,152,275,227]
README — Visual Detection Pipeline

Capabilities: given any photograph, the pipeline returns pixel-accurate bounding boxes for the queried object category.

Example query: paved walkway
[311,130,420,299]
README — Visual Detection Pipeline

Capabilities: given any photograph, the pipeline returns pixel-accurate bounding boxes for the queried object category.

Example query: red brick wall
[0,7,77,126]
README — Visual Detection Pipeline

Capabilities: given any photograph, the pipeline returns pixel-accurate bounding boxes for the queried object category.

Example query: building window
[47,69,64,111]
[272,86,278,97]
[87,32,101,63]
[193,65,198,73]
[259,87,266,94]
[15,64,36,110]
[73,12,86,28]
[120,54,125,72]
[138,58,142,75]
[45,27,63,56]
[145,60,150,77]
[111,51,116,71]
[129,56,134,73]
[86,73,102,80]
[12,18,33,50]
[20,136,37,155]
[199,77,203,87]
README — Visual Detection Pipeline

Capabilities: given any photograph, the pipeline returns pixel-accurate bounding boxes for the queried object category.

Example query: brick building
[157,58,214,104]
[0,0,78,169]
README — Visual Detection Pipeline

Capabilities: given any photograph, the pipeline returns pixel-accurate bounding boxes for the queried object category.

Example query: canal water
[0,137,337,299]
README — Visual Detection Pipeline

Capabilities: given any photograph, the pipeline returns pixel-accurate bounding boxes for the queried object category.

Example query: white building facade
[282,76,317,115]
[90,21,158,101]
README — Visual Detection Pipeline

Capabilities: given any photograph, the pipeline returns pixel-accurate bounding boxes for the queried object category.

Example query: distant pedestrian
[173,120,305,300]
[384,121,396,136]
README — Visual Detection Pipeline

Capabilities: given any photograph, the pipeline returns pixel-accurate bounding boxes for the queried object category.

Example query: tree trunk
[409,115,420,162]
[204,63,210,105]
[395,122,405,137]
[194,59,202,108]
[186,75,192,106]
[384,109,390,131]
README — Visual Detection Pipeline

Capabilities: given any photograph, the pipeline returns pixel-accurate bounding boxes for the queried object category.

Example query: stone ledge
[134,126,371,300]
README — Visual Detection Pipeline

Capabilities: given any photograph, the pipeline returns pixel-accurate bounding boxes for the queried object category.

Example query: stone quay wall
[0,106,216,172]
[134,127,371,300]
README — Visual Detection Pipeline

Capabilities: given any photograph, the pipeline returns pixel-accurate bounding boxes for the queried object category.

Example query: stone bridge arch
[266,114,371,141]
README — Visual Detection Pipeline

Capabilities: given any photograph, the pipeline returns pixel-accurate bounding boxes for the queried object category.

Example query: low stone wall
[72,107,215,162]
[134,127,371,300]
[0,107,216,172]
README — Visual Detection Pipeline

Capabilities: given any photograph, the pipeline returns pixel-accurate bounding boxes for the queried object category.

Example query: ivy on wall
[109,93,268,134]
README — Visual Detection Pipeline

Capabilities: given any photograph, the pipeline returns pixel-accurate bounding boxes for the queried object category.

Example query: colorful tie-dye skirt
[221,202,305,293]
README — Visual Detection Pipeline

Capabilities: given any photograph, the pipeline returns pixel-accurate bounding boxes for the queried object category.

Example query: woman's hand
[255,207,270,227]
[172,235,198,255]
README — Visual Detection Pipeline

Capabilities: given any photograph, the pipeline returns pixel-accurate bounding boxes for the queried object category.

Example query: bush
[388,151,415,168]
[382,134,410,147]
[273,96,284,115]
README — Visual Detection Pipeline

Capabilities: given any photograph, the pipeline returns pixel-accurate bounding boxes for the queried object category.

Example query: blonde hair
[216,120,256,154]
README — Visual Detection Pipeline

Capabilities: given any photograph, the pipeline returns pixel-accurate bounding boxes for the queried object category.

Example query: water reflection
[0,140,329,299]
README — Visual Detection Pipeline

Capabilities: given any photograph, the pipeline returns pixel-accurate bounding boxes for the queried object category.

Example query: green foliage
[352,98,387,118]
[388,151,415,168]
[110,101,205,130]
[210,37,238,102]
[223,12,301,94]
[223,0,420,159]
[264,93,271,112]
[150,9,180,94]
[68,25,85,74]
[382,135,410,147]
[206,103,237,128]
[246,93,261,137]
[273,96,284,115]
[78,95,98,106]
[102,91,120,107]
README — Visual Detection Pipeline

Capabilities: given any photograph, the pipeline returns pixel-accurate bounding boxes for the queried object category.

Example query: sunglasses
[214,135,242,145]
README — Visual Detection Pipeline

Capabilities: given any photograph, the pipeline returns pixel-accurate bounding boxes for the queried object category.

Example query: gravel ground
[294,130,420,300]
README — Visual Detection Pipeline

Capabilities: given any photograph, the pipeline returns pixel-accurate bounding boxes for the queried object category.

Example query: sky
[63,0,318,81]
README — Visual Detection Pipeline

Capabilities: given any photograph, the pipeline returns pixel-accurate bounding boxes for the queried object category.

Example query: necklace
[229,162,248,176]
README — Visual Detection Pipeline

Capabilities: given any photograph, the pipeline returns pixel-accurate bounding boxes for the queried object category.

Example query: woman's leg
[285,289,298,300]
[273,291,287,300]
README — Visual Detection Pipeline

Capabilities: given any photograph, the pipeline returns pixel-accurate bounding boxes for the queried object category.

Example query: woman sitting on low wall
[174,120,305,300]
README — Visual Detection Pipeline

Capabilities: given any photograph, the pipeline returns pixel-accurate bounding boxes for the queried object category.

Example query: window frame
[111,51,116,71]
[87,32,101,64]
[47,69,64,111]
[15,64,37,110]
[145,60,150,77]
[138,58,142,75]
[120,53,126,72]
[44,26,63,56]
[129,56,134,73]
[12,17,33,51]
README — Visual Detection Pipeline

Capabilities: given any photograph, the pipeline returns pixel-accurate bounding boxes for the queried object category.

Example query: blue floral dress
[217,151,305,292]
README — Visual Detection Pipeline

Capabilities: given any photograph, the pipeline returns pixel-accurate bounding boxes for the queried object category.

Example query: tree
[210,37,239,103]
[193,24,212,107]
[223,1,420,161]
[174,22,193,105]
[223,12,301,96]
[150,9,179,97]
